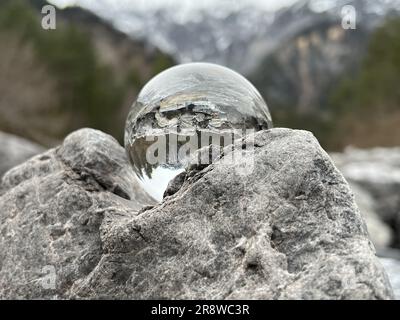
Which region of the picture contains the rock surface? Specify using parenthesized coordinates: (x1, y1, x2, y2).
(332, 147, 400, 248)
(0, 131, 45, 178)
(349, 184, 393, 249)
(0, 128, 393, 299)
(379, 257, 400, 299)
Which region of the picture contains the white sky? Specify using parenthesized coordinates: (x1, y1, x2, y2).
(49, 0, 299, 12)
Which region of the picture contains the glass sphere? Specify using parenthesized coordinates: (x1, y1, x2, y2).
(125, 62, 272, 202)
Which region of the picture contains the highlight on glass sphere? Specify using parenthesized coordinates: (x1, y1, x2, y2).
(124, 62, 273, 202)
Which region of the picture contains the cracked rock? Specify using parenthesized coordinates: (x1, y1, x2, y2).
(0, 128, 394, 299)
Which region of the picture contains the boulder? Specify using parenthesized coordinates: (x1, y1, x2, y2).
(0, 128, 393, 299)
(0, 131, 45, 178)
(332, 147, 400, 247)
(379, 257, 400, 299)
(349, 184, 393, 249)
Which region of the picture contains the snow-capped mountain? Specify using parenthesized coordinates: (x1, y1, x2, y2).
(51, 0, 400, 74)
(48, 0, 400, 118)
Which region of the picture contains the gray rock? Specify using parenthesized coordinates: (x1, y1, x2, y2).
(349, 184, 393, 249)
(0, 128, 393, 299)
(379, 257, 400, 299)
(331, 147, 400, 247)
(0, 131, 45, 178)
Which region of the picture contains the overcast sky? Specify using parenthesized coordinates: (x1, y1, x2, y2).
(49, 0, 300, 12)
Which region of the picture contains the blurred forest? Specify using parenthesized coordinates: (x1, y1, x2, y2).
(251, 17, 400, 150)
(329, 18, 400, 149)
(0, 0, 399, 151)
(0, 0, 174, 145)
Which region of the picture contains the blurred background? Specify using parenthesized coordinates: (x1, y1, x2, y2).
(1, 0, 399, 150)
(0, 0, 400, 285)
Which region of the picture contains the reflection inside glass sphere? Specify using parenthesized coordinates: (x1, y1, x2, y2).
(124, 62, 272, 201)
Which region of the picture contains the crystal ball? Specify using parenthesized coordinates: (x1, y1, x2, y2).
(125, 62, 272, 202)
